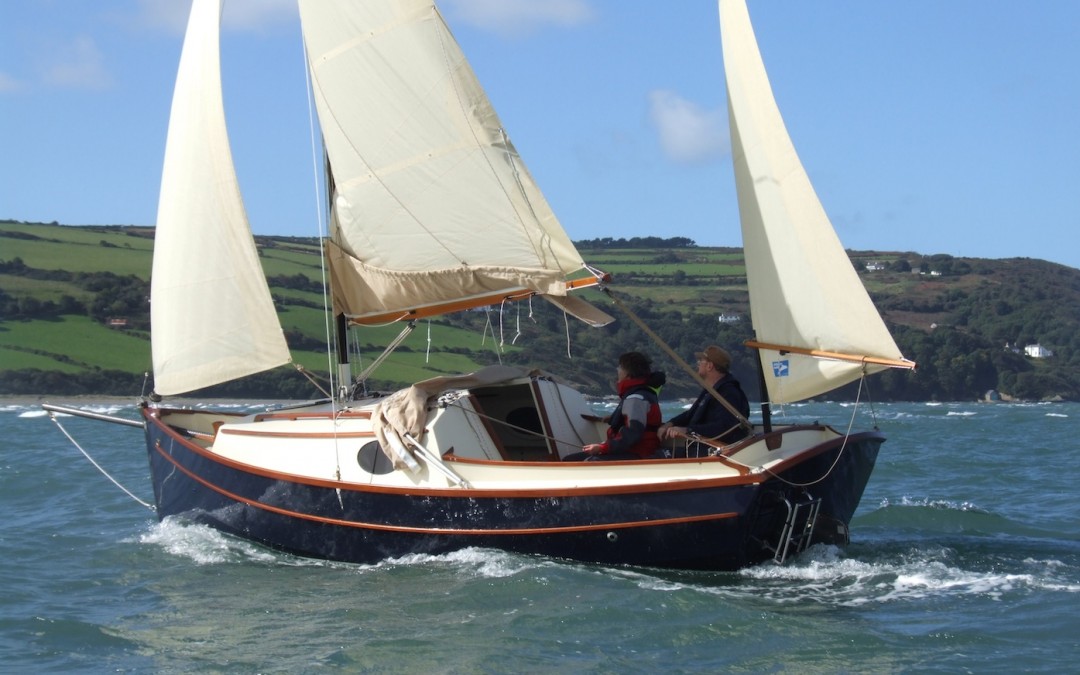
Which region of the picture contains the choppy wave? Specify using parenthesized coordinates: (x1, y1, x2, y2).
(599, 540, 1080, 609)
(136, 518, 557, 579)
(16, 409, 50, 418)
(733, 545, 1079, 605)
(137, 518, 283, 566)
(135, 510, 1079, 619)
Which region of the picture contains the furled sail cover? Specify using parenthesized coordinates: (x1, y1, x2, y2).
(298, 1, 590, 322)
(151, 0, 291, 396)
(719, 0, 912, 404)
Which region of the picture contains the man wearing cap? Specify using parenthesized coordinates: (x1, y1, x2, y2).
(658, 345, 750, 455)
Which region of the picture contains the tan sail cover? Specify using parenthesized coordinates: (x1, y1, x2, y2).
(719, 0, 913, 403)
(151, 0, 291, 396)
(298, 1, 590, 322)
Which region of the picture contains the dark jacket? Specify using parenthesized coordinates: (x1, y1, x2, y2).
(668, 374, 750, 443)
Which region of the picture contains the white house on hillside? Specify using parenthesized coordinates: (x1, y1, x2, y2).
(1025, 344, 1054, 358)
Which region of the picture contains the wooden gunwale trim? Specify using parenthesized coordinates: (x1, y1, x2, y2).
(444, 452, 752, 476)
(217, 428, 375, 439)
(154, 439, 741, 535)
(253, 410, 372, 422)
(760, 430, 885, 475)
(144, 408, 765, 497)
(155, 407, 247, 419)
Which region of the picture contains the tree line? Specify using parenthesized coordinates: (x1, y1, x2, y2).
(0, 258, 150, 328)
(574, 236, 697, 249)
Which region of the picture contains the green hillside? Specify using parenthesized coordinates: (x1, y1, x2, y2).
(2, 220, 1078, 401)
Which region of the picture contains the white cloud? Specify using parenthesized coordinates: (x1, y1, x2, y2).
(221, 0, 298, 31)
(647, 89, 728, 165)
(444, 0, 594, 37)
(42, 36, 112, 90)
(133, 0, 296, 35)
(0, 72, 22, 93)
(131, 0, 193, 34)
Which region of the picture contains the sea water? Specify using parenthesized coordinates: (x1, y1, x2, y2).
(1, 399, 1077, 673)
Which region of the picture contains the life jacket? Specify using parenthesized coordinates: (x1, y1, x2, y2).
(605, 374, 664, 458)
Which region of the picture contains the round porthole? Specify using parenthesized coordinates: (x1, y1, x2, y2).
(357, 441, 394, 475)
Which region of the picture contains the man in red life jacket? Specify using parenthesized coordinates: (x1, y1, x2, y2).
(564, 351, 664, 461)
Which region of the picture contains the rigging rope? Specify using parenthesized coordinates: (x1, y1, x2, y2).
(47, 412, 154, 512)
(562, 311, 572, 358)
(480, 308, 503, 363)
(295, 365, 332, 399)
(763, 370, 868, 488)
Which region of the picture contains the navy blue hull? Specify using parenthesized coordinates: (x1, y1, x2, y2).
(144, 410, 882, 570)
(751, 433, 881, 550)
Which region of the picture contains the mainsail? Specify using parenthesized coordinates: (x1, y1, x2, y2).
(298, 1, 603, 326)
(151, 0, 291, 396)
(719, 0, 914, 404)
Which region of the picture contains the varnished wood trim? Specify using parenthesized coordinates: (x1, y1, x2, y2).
(444, 452, 752, 476)
(762, 430, 884, 475)
(347, 277, 605, 326)
(745, 339, 917, 370)
(217, 428, 374, 439)
(253, 410, 372, 422)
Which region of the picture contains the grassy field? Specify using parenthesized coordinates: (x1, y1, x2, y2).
(0, 274, 95, 304)
(1, 221, 544, 385)
(1, 223, 153, 276)
(0, 315, 151, 372)
(579, 247, 745, 278)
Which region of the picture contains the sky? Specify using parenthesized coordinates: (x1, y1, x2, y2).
(2, 0, 1079, 269)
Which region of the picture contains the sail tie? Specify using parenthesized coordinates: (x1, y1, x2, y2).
(511, 303, 523, 345)
(562, 310, 572, 358)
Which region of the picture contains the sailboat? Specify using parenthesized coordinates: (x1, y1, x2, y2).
(48, 0, 914, 570)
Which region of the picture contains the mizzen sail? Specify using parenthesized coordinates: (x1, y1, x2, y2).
(151, 0, 291, 396)
(298, 1, 601, 325)
(719, 0, 914, 404)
